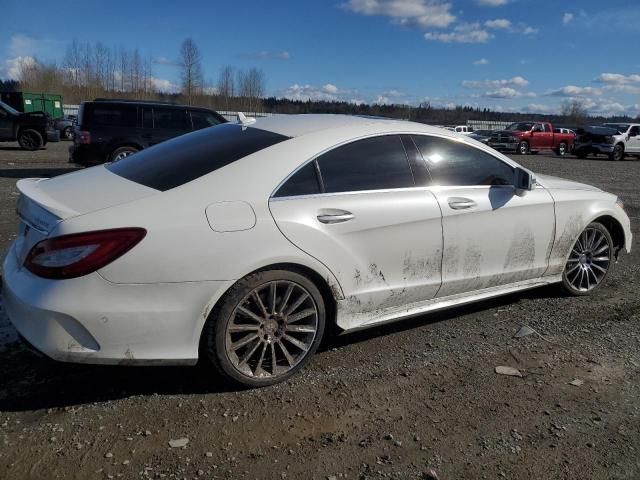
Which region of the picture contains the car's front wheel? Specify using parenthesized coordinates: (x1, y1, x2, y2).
(62, 126, 73, 140)
(609, 144, 625, 161)
(518, 141, 529, 155)
(109, 146, 139, 162)
(561, 222, 613, 296)
(557, 141, 568, 156)
(18, 129, 44, 150)
(203, 270, 326, 387)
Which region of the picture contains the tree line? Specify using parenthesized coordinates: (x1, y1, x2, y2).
(2, 38, 266, 112)
(1, 37, 637, 125)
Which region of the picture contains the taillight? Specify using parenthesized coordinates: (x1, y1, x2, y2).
(24, 228, 146, 279)
(77, 130, 91, 144)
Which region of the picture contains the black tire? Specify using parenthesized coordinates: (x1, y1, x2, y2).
(109, 146, 139, 162)
(518, 141, 529, 155)
(17, 129, 44, 151)
(62, 126, 73, 140)
(560, 222, 613, 296)
(609, 144, 625, 161)
(557, 142, 568, 156)
(202, 269, 326, 388)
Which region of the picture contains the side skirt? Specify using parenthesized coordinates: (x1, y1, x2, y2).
(337, 275, 562, 333)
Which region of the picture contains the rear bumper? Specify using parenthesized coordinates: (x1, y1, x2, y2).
(69, 143, 105, 165)
(2, 243, 230, 365)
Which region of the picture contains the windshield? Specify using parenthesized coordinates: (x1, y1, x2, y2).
(602, 123, 629, 134)
(506, 122, 534, 131)
(0, 100, 20, 115)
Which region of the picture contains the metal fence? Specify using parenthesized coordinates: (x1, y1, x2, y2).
(467, 120, 512, 130)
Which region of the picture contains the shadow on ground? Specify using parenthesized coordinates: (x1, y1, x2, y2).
(0, 285, 563, 412)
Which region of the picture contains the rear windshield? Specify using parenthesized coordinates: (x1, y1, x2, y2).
(107, 123, 289, 191)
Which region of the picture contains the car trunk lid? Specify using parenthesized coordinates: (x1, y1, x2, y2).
(14, 166, 158, 265)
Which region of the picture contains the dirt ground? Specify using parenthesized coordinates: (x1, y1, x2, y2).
(0, 141, 639, 480)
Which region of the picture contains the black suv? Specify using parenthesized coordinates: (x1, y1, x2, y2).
(0, 100, 54, 150)
(69, 99, 227, 165)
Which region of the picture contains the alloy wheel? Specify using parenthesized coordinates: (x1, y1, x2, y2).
(565, 227, 611, 292)
(114, 151, 134, 161)
(224, 280, 319, 379)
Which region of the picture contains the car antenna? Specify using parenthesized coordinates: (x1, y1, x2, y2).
(237, 112, 256, 127)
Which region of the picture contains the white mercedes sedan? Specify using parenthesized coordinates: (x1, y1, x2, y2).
(2, 115, 632, 387)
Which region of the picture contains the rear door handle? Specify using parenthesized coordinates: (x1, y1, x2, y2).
(317, 209, 355, 224)
(448, 197, 477, 210)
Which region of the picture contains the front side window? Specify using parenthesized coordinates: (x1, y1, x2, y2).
(630, 126, 640, 136)
(316, 135, 414, 193)
(108, 123, 289, 191)
(154, 108, 190, 130)
(412, 135, 514, 187)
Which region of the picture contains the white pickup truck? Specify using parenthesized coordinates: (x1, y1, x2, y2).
(573, 123, 640, 161)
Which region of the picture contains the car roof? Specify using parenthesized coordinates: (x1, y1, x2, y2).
(251, 114, 443, 138)
(86, 99, 214, 111)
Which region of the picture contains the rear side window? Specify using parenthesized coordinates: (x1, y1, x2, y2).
(84, 104, 137, 128)
(154, 108, 190, 130)
(412, 135, 514, 187)
(191, 110, 224, 130)
(274, 162, 321, 198)
(108, 123, 289, 191)
(316, 135, 414, 193)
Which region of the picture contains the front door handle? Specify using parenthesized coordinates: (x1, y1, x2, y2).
(448, 197, 477, 210)
(317, 209, 355, 224)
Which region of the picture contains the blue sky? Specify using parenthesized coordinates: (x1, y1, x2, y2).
(2, 0, 639, 116)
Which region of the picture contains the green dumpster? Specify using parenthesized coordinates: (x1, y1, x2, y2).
(0, 91, 64, 118)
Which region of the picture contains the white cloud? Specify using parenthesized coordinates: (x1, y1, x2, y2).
(521, 26, 539, 35)
(545, 85, 602, 97)
(595, 73, 640, 85)
(482, 87, 520, 98)
(280, 83, 359, 102)
(152, 56, 180, 66)
(9, 33, 37, 56)
(473, 58, 489, 65)
(562, 13, 574, 25)
(342, 0, 456, 28)
(523, 103, 556, 114)
(239, 51, 290, 61)
(425, 23, 492, 43)
(374, 95, 392, 105)
(462, 76, 529, 89)
(476, 0, 508, 6)
(150, 77, 180, 93)
(484, 18, 511, 29)
(2, 56, 37, 80)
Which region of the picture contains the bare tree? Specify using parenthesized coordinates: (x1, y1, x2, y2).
(237, 68, 265, 112)
(217, 65, 235, 110)
(561, 99, 589, 125)
(179, 38, 203, 105)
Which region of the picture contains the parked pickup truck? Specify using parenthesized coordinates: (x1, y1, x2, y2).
(0, 100, 57, 150)
(488, 121, 575, 155)
(573, 123, 640, 161)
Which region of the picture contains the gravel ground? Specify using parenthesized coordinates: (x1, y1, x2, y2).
(0, 141, 639, 480)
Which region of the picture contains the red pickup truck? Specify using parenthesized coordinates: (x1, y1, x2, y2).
(487, 121, 575, 155)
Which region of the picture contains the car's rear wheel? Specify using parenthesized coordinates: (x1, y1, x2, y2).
(561, 222, 613, 296)
(18, 129, 44, 151)
(557, 142, 568, 156)
(203, 270, 326, 387)
(518, 141, 529, 155)
(109, 146, 139, 162)
(62, 126, 73, 140)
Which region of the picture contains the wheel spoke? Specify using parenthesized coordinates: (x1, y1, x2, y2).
(594, 244, 609, 255)
(278, 284, 294, 315)
(592, 263, 607, 274)
(287, 308, 316, 324)
(566, 263, 581, 276)
(269, 281, 277, 315)
(229, 324, 261, 333)
(253, 290, 269, 318)
(270, 342, 278, 375)
(285, 293, 308, 316)
(282, 334, 308, 351)
(285, 324, 316, 333)
(255, 341, 268, 374)
(231, 333, 260, 351)
(237, 306, 264, 323)
(592, 256, 610, 262)
(238, 339, 262, 366)
(278, 341, 295, 367)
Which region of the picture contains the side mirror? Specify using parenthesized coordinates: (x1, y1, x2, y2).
(514, 167, 535, 195)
